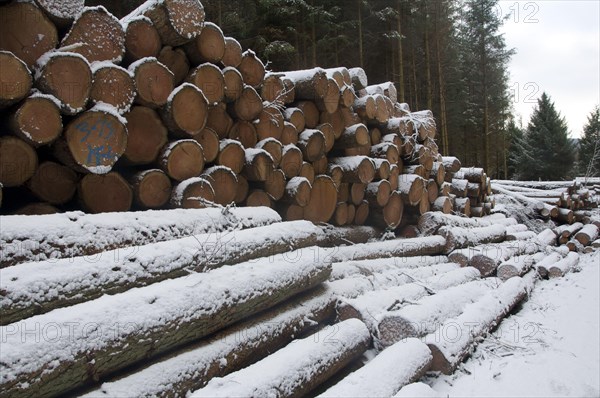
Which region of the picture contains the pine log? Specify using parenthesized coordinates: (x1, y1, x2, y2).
(373, 94, 390, 123)
(129, 168, 171, 209)
(282, 67, 328, 100)
(318, 123, 336, 153)
(365, 180, 392, 207)
(254, 107, 284, 141)
(0, 137, 37, 188)
(129, 56, 174, 108)
(12, 203, 59, 215)
(202, 165, 238, 206)
(349, 67, 368, 90)
(0, 2, 58, 69)
(574, 224, 599, 246)
(303, 175, 338, 223)
(300, 161, 315, 184)
(492, 184, 556, 218)
(556, 207, 574, 224)
(388, 164, 400, 191)
(549, 252, 581, 277)
(58, 104, 128, 173)
(340, 85, 357, 108)
(467, 182, 481, 198)
(78, 172, 132, 213)
(281, 77, 296, 104)
(159, 139, 204, 181)
(505, 231, 537, 241)
(404, 165, 427, 179)
(260, 73, 285, 103)
(90, 63, 136, 113)
(437, 225, 507, 254)
(237, 50, 265, 88)
(331, 201, 349, 226)
(222, 37, 243, 67)
(298, 129, 326, 162)
(0, 52, 32, 109)
(330, 156, 376, 184)
(35, 51, 92, 115)
(330, 235, 446, 262)
(451, 178, 468, 197)
(497, 252, 546, 281)
(373, 159, 391, 180)
(184, 22, 225, 65)
(171, 177, 215, 208)
(295, 101, 320, 128)
(84, 286, 336, 398)
(206, 104, 233, 139)
(160, 83, 208, 136)
(33, 0, 83, 29)
(454, 197, 471, 217)
(243, 148, 274, 182)
(216, 139, 244, 173)
(282, 177, 312, 206)
(27, 161, 77, 205)
(191, 129, 218, 163)
(245, 189, 273, 207)
(8, 92, 61, 146)
(187, 62, 224, 104)
(397, 174, 426, 206)
(426, 274, 534, 374)
(315, 77, 341, 114)
(456, 167, 486, 184)
(368, 190, 403, 229)
(277, 203, 304, 221)
(417, 212, 515, 235)
(371, 142, 399, 165)
(430, 162, 446, 185)
(432, 196, 452, 214)
(320, 109, 345, 139)
(335, 123, 370, 149)
(439, 180, 452, 197)
(284, 107, 306, 133)
(226, 121, 255, 150)
(0, 253, 330, 398)
(254, 168, 286, 201)
(441, 156, 461, 173)
(123, 106, 168, 165)
(327, 164, 344, 187)
(427, 179, 439, 204)
(350, 183, 366, 206)
(61, 6, 125, 63)
(190, 319, 370, 398)
(352, 200, 369, 225)
(353, 95, 376, 120)
(122, 15, 162, 64)
(234, 174, 249, 204)
(157, 46, 190, 85)
(129, 0, 205, 47)
(222, 66, 243, 102)
(280, 144, 303, 178)
(229, 85, 263, 121)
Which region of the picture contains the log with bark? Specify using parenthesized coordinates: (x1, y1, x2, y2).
(303, 175, 338, 223)
(160, 83, 208, 136)
(0, 253, 331, 398)
(329, 156, 376, 184)
(0, 51, 33, 109)
(282, 67, 328, 100)
(222, 66, 243, 102)
(0, 137, 38, 188)
(228, 85, 263, 121)
(78, 171, 132, 213)
(238, 50, 266, 88)
(61, 5, 125, 63)
(368, 190, 403, 229)
(397, 174, 426, 206)
(437, 224, 507, 254)
(27, 161, 78, 205)
(187, 62, 225, 104)
(222, 37, 243, 67)
(129, 168, 172, 209)
(129, 56, 175, 108)
(0, 2, 58, 69)
(90, 63, 136, 113)
(159, 139, 204, 181)
(574, 224, 599, 246)
(184, 22, 225, 65)
(171, 177, 215, 208)
(122, 15, 162, 64)
(8, 92, 62, 146)
(157, 46, 189, 85)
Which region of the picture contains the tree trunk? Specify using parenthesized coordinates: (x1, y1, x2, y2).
(0, 51, 33, 109)
(78, 171, 132, 213)
(34, 0, 84, 30)
(243, 148, 274, 182)
(35, 51, 92, 115)
(187, 62, 225, 104)
(365, 180, 392, 207)
(228, 85, 263, 121)
(159, 139, 204, 181)
(280, 144, 303, 178)
(123, 106, 168, 165)
(282, 177, 312, 207)
(222, 37, 243, 67)
(298, 129, 326, 162)
(90, 63, 136, 113)
(27, 161, 78, 205)
(254, 107, 285, 141)
(122, 16, 162, 64)
(0, 2, 58, 69)
(61, 6, 125, 63)
(171, 177, 215, 208)
(129, 169, 172, 209)
(368, 190, 403, 229)
(282, 68, 328, 100)
(183, 22, 225, 65)
(8, 93, 62, 146)
(130, 57, 175, 108)
(303, 175, 338, 223)
(202, 166, 238, 206)
(238, 50, 265, 88)
(437, 225, 507, 254)
(397, 174, 426, 206)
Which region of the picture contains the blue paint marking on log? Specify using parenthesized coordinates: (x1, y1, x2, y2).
(75, 117, 118, 166)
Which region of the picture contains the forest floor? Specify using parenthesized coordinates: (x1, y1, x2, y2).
(426, 250, 600, 397)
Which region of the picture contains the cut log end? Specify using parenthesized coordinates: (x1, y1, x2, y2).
(0, 137, 38, 188)
(78, 172, 132, 213)
(0, 51, 33, 108)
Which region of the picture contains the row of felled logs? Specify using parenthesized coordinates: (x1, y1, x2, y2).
(0, 0, 495, 228)
(492, 180, 599, 224)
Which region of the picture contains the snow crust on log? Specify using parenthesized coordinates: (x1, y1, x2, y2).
(425, 273, 535, 374)
(497, 252, 546, 281)
(505, 231, 537, 241)
(83, 286, 336, 398)
(0, 221, 327, 321)
(437, 225, 507, 254)
(449, 239, 542, 269)
(330, 255, 450, 281)
(418, 212, 516, 235)
(548, 252, 580, 278)
(328, 236, 446, 262)
(394, 382, 443, 398)
(0, 207, 280, 267)
(189, 319, 370, 398)
(0, 250, 331, 391)
(319, 338, 432, 397)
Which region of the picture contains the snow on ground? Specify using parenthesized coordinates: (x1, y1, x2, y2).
(427, 251, 600, 397)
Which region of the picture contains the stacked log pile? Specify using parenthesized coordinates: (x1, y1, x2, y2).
(0, 0, 494, 229)
(493, 179, 599, 224)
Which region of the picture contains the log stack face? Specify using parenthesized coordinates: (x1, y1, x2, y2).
(0, 0, 496, 224)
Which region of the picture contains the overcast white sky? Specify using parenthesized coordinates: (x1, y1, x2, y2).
(499, 0, 600, 138)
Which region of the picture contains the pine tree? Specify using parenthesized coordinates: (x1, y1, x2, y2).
(578, 106, 600, 177)
(515, 93, 576, 181)
(506, 117, 524, 179)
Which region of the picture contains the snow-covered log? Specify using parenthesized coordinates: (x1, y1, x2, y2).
(1, 207, 280, 268)
(83, 285, 336, 398)
(394, 383, 443, 398)
(0, 252, 331, 398)
(425, 272, 536, 374)
(492, 184, 557, 218)
(535, 252, 566, 279)
(574, 224, 600, 246)
(328, 236, 446, 262)
(556, 222, 584, 244)
(505, 231, 537, 241)
(437, 225, 507, 254)
(548, 252, 580, 278)
(417, 212, 516, 235)
(329, 255, 448, 281)
(376, 278, 500, 347)
(318, 338, 432, 397)
(189, 319, 371, 398)
(497, 252, 546, 281)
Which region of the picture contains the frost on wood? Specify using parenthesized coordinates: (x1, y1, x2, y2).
(189, 319, 371, 398)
